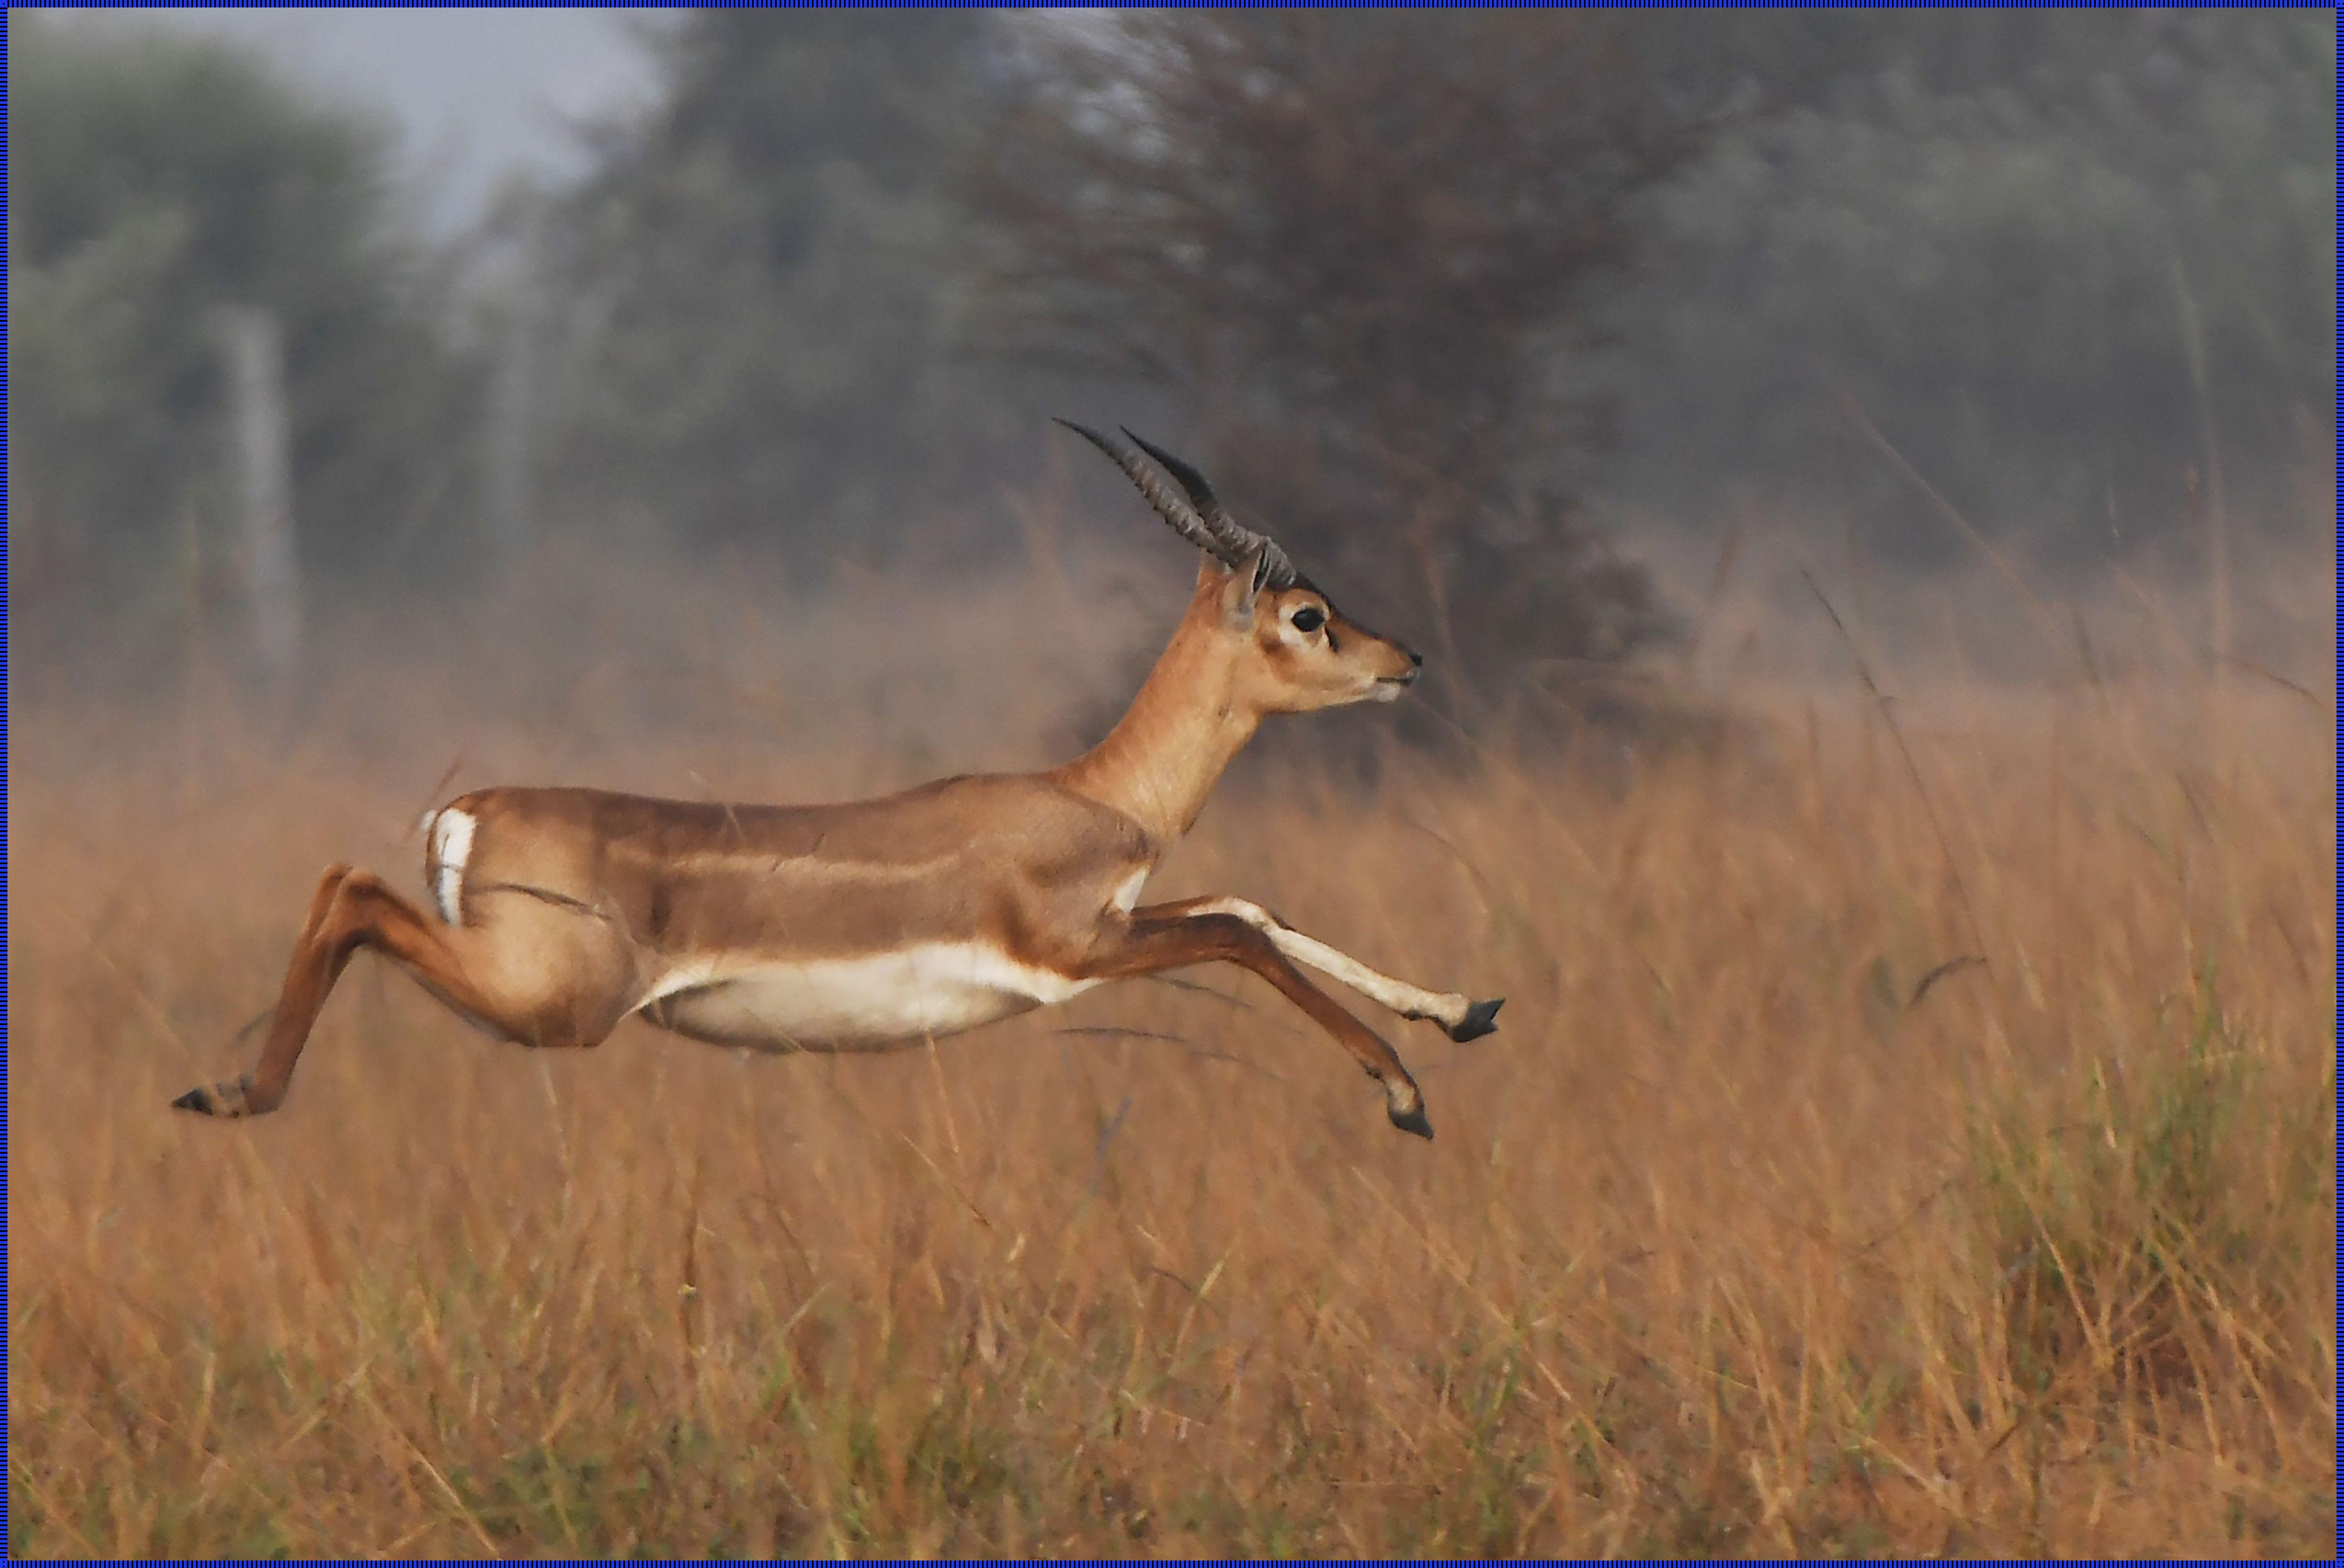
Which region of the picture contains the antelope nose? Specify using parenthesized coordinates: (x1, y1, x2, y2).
(1408, 649, 1424, 668)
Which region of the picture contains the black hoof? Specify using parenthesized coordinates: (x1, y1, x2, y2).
(171, 1085, 222, 1116)
(172, 1077, 257, 1118)
(1388, 1100, 1435, 1141)
(1447, 997, 1503, 1043)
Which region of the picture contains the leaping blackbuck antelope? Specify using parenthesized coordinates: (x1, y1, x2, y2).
(173, 423, 1501, 1138)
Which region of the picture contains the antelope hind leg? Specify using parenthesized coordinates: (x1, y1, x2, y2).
(172, 865, 620, 1118)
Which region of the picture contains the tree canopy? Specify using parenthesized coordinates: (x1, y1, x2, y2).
(7, 12, 471, 596)
(9, 10, 2331, 687)
(1604, 9, 2335, 565)
(539, 11, 1021, 563)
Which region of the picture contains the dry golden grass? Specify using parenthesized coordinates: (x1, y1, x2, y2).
(6, 554, 2334, 1557)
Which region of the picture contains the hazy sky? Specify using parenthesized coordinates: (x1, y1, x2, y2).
(84, 9, 668, 236)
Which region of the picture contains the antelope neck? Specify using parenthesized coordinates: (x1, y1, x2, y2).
(1052, 615, 1259, 847)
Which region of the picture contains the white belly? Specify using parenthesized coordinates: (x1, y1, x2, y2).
(639, 943, 1102, 1053)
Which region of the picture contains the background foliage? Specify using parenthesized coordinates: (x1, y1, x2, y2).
(1603, 9, 2335, 567)
(6, 13, 473, 602)
(7, 9, 2332, 681)
(538, 11, 1021, 563)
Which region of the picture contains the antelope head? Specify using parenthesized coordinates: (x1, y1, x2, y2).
(1058, 421, 1422, 714)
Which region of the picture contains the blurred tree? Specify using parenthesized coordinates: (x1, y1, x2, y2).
(6, 12, 474, 617)
(1601, 9, 2335, 566)
(981, 12, 1723, 698)
(541, 11, 1024, 566)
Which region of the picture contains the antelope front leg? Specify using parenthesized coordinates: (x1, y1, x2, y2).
(1132, 897, 1502, 1041)
(1089, 910, 1435, 1139)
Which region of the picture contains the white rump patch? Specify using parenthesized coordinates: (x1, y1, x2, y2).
(1111, 868, 1150, 914)
(427, 807, 476, 925)
(641, 942, 1102, 1053)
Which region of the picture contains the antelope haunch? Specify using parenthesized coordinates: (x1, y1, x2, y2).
(173, 423, 1501, 1138)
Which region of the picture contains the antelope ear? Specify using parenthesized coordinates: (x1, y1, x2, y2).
(1219, 543, 1269, 630)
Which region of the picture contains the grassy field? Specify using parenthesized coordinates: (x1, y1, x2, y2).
(7, 555, 2334, 1556)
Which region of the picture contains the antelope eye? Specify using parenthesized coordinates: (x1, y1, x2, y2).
(1291, 605, 1326, 634)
